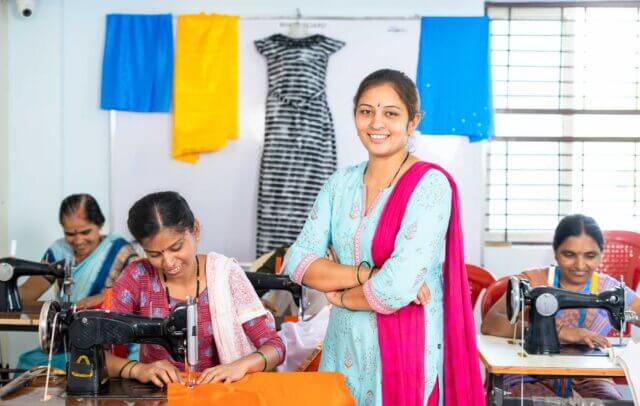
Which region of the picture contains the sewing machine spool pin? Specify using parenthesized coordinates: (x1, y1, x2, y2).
(185, 295, 198, 388)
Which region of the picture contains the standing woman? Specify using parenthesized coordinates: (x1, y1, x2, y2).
(107, 192, 285, 387)
(284, 69, 484, 405)
(18, 194, 138, 370)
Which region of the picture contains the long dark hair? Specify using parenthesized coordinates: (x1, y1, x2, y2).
(127, 191, 195, 242)
(553, 214, 604, 251)
(59, 194, 105, 227)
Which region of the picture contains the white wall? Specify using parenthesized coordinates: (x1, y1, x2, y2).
(1, 0, 8, 258)
(2, 0, 485, 370)
(5, 1, 485, 262)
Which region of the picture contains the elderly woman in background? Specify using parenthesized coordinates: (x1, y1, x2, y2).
(18, 193, 138, 370)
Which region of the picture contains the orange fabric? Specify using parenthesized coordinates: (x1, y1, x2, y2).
(282, 315, 298, 323)
(305, 352, 321, 372)
(168, 372, 355, 406)
(102, 287, 113, 310)
(274, 256, 282, 274)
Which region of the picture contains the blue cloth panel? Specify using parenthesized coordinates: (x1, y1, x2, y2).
(100, 14, 174, 112)
(416, 17, 494, 142)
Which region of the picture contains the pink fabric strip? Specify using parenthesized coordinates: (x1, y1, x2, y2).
(370, 162, 485, 406)
(292, 253, 320, 284)
(363, 279, 395, 314)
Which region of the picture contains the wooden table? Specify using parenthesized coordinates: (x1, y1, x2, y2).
(477, 334, 633, 405)
(1, 377, 168, 405)
(0, 304, 42, 332)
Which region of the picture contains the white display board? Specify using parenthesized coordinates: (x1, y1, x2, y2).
(111, 18, 422, 262)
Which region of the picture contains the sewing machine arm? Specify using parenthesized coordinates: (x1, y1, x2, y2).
(67, 308, 187, 362)
(0, 258, 68, 312)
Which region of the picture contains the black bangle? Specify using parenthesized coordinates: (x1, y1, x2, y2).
(356, 260, 371, 285)
(118, 359, 135, 379)
(340, 290, 352, 311)
(127, 361, 139, 379)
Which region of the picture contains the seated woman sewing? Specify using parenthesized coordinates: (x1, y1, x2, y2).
(18, 194, 138, 370)
(107, 191, 285, 387)
(482, 214, 640, 400)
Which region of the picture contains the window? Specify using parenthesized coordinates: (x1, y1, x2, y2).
(486, 3, 640, 243)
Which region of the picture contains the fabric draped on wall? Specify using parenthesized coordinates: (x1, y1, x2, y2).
(100, 14, 174, 113)
(172, 14, 239, 163)
(416, 16, 494, 142)
(254, 34, 344, 256)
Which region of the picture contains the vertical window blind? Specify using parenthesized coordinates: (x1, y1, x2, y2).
(486, 3, 640, 243)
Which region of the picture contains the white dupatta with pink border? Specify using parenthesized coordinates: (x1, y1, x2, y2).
(205, 252, 271, 364)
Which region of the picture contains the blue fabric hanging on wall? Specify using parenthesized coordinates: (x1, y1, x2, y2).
(416, 16, 494, 142)
(100, 14, 174, 112)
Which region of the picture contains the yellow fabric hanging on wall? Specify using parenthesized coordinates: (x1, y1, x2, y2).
(173, 14, 239, 163)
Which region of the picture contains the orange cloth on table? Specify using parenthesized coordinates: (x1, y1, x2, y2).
(173, 14, 239, 163)
(168, 372, 355, 406)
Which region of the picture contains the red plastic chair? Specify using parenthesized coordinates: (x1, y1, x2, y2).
(466, 264, 497, 309)
(480, 276, 510, 320)
(597, 231, 640, 385)
(597, 230, 640, 337)
(598, 230, 640, 290)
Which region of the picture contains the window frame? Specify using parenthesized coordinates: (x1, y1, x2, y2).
(485, 1, 640, 244)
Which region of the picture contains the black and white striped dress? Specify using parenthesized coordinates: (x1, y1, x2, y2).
(255, 34, 344, 256)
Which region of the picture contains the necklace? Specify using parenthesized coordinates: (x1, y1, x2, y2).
(162, 255, 200, 306)
(364, 151, 410, 189)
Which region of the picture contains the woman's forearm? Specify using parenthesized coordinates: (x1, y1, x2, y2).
(18, 276, 51, 303)
(301, 258, 371, 292)
(105, 351, 134, 378)
(481, 310, 520, 338)
(235, 344, 281, 373)
(338, 286, 373, 311)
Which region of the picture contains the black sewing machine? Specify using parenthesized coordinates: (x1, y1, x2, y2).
(245, 271, 306, 319)
(505, 276, 635, 355)
(38, 298, 195, 396)
(0, 257, 72, 312)
(30, 271, 298, 397)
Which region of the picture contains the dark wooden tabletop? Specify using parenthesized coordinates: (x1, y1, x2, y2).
(1, 377, 169, 405)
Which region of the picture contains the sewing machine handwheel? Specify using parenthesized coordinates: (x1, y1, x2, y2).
(506, 276, 523, 325)
(39, 300, 64, 354)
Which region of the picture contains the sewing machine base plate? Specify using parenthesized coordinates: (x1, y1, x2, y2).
(63, 378, 165, 399)
(526, 343, 625, 357)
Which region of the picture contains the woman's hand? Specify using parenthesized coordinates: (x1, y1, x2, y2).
(196, 360, 249, 384)
(75, 294, 104, 309)
(130, 360, 183, 387)
(413, 283, 431, 305)
(558, 326, 611, 349)
(325, 291, 341, 307)
(261, 298, 278, 314)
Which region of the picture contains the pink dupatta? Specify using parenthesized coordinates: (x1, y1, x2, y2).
(371, 162, 485, 406)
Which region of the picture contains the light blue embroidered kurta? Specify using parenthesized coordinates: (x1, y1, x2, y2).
(285, 162, 452, 406)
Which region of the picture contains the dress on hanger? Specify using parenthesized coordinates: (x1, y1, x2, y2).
(254, 33, 344, 256)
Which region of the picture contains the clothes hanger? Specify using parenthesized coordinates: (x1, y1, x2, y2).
(288, 8, 309, 39)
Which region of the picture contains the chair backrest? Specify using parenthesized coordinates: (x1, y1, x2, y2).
(466, 264, 497, 308)
(480, 276, 510, 319)
(596, 230, 640, 337)
(597, 230, 640, 290)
